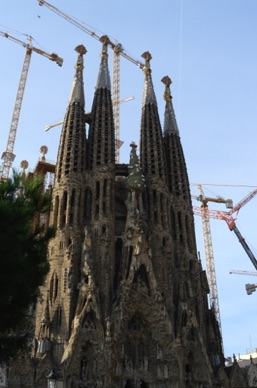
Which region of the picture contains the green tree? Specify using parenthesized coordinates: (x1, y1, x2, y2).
(0, 171, 55, 362)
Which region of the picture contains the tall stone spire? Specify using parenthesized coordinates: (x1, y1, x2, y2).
(55, 45, 87, 183)
(34, 46, 88, 349)
(162, 75, 179, 136)
(140, 51, 166, 181)
(141, 52, 157, 106)
(68, 45, 87, 107)
(87, 35, 115, 169)
(139, 53, 171, 302)
(95, 36, 111, 90)
(162, 75, 197, 263)
(86, 36, 116, 319)
(162, 76, 190, 200)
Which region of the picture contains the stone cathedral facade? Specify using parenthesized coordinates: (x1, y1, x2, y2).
(8, 39, 247, 388)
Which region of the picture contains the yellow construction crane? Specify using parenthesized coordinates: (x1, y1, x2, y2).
(0, 31, 63, 180)
(192, 185, 233, 348)
(38, 0, 143, 162)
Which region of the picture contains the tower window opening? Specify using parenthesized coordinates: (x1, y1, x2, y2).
(50, 272, 59, 303)
(60, 191, 67, 229)
(69, 212, 74, 226)
(95, 204, 99, 218)
(185, 214, 192, 252)
(57, 306, 62, 328)
(96, 181, 100, 200)
(84, 188, 92, 221)
(103, 202, 106, 215)
(178, 211, 183, 243)
(53, 195, 59, 228)
(170, 206, 177, 241)
(153, 189, 157, 206)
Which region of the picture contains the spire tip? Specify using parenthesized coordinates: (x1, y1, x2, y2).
(99, 35, 110, 59)
(142, 51, 152, 75)
(75, 45, 87, 56)
(162, 76, 172, 102)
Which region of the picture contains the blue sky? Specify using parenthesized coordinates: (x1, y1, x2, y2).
(1, 0, 257, 358)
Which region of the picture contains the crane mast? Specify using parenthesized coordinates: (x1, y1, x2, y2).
(1, 43, 32, 180)
(201, 208, 221, 322)
(38, 0, 144, 162)
(200, 205, 222, 330)
(193, 185, 233, 346)
(113, 45, 121, 162)
(0, 31, 63, 180)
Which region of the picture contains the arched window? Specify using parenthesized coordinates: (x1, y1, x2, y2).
(53, 195, 59, 228)
(60, 191, 67, 228)
(49, 272, 58, 303)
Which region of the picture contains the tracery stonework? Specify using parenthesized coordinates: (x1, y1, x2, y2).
(8, 44, 247, 387)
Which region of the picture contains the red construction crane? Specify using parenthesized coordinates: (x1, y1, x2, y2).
(193, 188, 257, 271)
(38, 0, 143, 162)
(0, 31, 63, 180)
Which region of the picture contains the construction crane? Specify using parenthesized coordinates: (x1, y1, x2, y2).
(44, 121, 64, 132)
(192, 185, 233, 344)
(0, 31, 63, 180)
(193, 188, 257, 271)
(245, 283, 257, 295)
(38, 0, 143, 162)
(230, 270, 257, 276)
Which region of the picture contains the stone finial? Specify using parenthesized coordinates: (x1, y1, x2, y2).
(142, 51, 152, 75)
(161, 76, 172, 102)
(129, 142, 139, 166)
(127, 142, 145, 193)
(40, 145, 48, 161)
(74, 45, 86, 72)
(100, 35, 110, 59)
(75, 45, 87, 56)
(100, 35, 110, 46)
(130, 141, 137, 149)
(20, 160, 28, 171)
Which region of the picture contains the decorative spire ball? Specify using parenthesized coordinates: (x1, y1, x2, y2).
(20, 160, 28, 172)
(40, 145, 48, 161)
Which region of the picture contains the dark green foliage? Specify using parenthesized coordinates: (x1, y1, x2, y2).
(0, 171, 55, 362)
